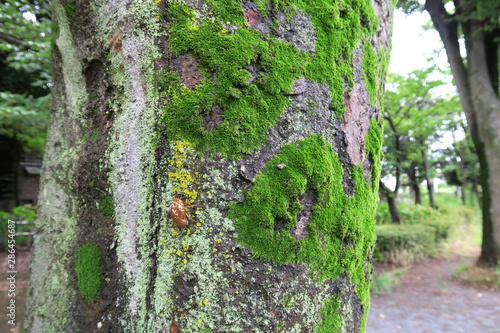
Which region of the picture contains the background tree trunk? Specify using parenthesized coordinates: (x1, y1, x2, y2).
(421, 145, 437, 209)
(425, 0, 500, 266)
(406, 163, 422, 205)
(379, 181, 402, 224)
(26, 0, 393, 332)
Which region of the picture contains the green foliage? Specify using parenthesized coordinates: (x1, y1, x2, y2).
(370, 271, 400, 293)
(445, 0, 500, 34)
(379, 203, 453, 240)
(160, 0, 379, 158)
(62, 0, 76, 21)
(11, 205, 37, 221)
(396, 0, 423, 14)
(381, 68, 461, 184)
(440, 131, 480, 189)
(375, 224, 436, 263)
(376, 202, 439, 225)
(74, 243, 104, 301)
(0, 205, 36, 250)
(0, 0, 51, 155)
(374, 194, 480, 264)
(0, 92, 49, 154)
(0, 0, 52, 93)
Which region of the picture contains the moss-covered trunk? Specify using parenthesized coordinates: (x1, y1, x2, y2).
(26, 0, 393, 332)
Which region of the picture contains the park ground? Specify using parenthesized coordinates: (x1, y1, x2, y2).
(367, 252, 500, 333)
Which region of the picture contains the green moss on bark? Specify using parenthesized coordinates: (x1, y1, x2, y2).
(99, 195, 115, 219)
(74, 243, 104, 301)
(62, 0, 76, 22)
(229, 131, 381, 330)
(316, 296, 342, 332)
(160, 0, 378, 158)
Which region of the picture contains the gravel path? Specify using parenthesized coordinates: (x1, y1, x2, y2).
(367, 256, 500, 333)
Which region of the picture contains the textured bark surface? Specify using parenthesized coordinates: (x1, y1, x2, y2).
(26, 0, 392, 332)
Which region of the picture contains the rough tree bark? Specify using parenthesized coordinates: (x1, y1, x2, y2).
(26, 0, 393, 332)
(425, 0, 500, 266)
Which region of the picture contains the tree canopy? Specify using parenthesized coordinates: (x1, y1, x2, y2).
(0, 0, 51, 154)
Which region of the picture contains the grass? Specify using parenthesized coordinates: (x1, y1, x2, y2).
(436, 194, 482, 257)
(370, 268, 406, 293)
(451, 263, 500, 291)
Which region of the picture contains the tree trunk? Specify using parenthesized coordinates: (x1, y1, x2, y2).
(387, 194, 402, 224)
(379, 181, 402, 224)
(406, 164, 422, 205)
(26, 1, 393, 332)
(425, 0, 500, 266)
(458, 144, 467, 205)
(421, 144, 437, 209)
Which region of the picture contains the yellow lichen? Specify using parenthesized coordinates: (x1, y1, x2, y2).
(167, 140, 199, 203)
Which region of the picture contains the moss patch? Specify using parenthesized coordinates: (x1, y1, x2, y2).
(229, 135, 377, 277)
(316, 296, 342, 333)
(159, 0, 378, 158)
(99, 195, 114, 219)
(74, 243, 104, 301)
(228, 132, 381, 330)
(63, 0, 76, 22)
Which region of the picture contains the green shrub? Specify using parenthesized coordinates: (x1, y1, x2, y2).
(374, 201, 459, 264)
(375, 224, 436, 265)
(375, 202, 439, 225)
(370, 272, 398, 293)
(0, 205, 36, 250)
(418, 216, 454, 241)
(375, 203, 391, 224)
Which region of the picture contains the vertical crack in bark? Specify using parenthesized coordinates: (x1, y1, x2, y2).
(291, 191, 316, 239)
(173, 275, 198, 310)
(203, 104, 223, 132)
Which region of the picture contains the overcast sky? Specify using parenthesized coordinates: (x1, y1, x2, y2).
(388, 10, 447, 75)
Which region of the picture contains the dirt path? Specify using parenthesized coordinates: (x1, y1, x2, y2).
(1, 248, 31, 333)
(367, 255, 500, 333)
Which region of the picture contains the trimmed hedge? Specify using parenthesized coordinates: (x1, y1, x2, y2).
(374, 224, 436, 263)
(374, 194, 480, 265)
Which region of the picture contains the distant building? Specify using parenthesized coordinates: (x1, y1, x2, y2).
(0, 137, 41, 212)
